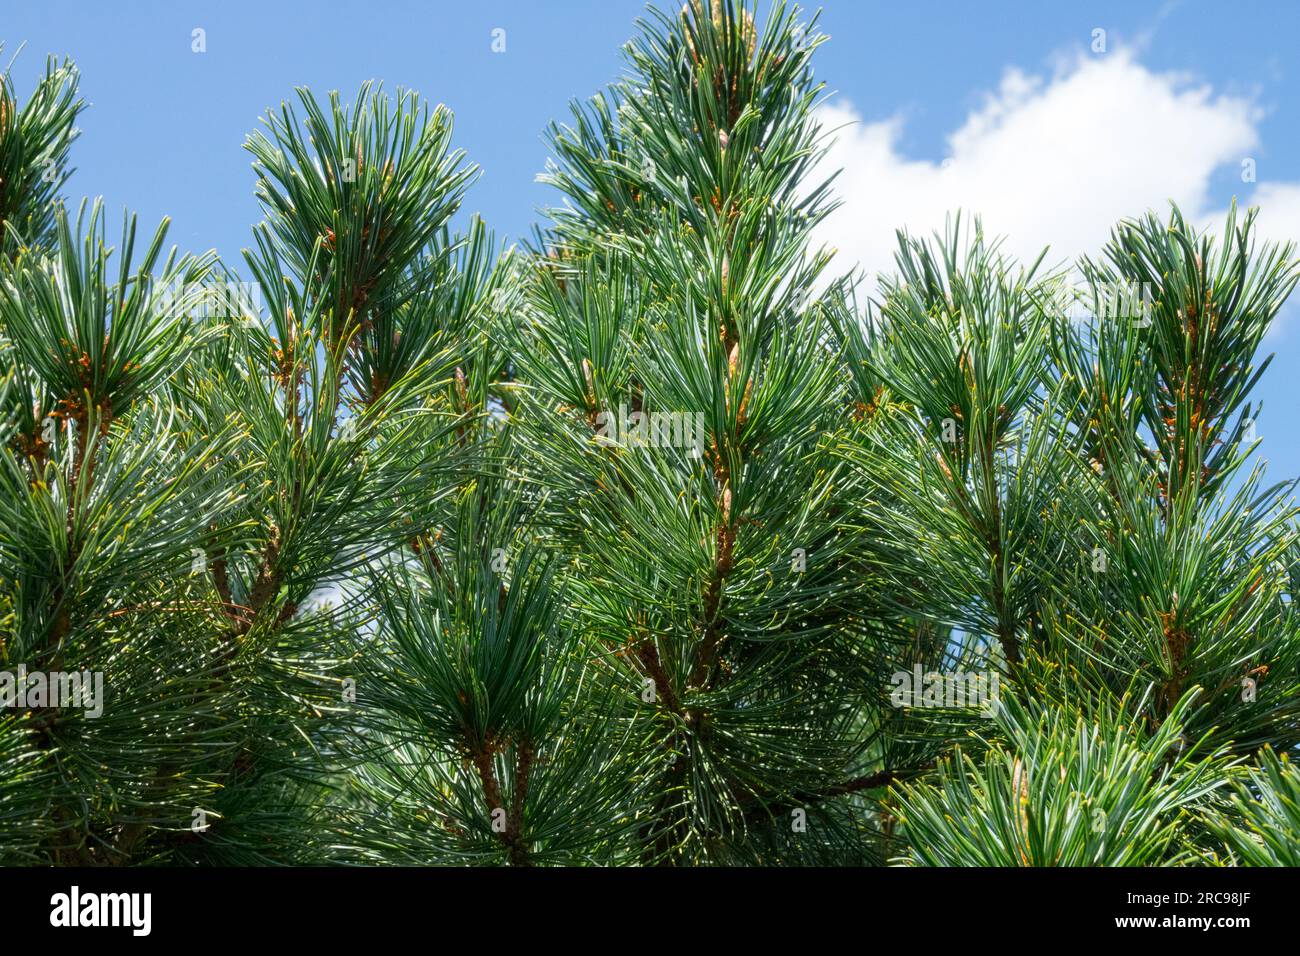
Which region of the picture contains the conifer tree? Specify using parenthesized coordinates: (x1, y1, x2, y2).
(0, 61, 498, 862)
(519, 0, 903, 863)
(839, 192, 1300, 867)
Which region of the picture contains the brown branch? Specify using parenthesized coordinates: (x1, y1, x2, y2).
(507, 743, 534, 867)
(636, 640, 682, 717)
(689, 483, 735, 690)
(472, 744, 533, 866)
(206, 543, 238, 628)
(741, 764, 935, 824)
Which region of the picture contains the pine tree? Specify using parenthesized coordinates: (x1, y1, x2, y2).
(2, 2, 1299, 868)
(516, 0, 903, 864)
(0, 63, 498, 862)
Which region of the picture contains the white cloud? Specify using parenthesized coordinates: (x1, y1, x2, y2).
(1246, 182, 1300, 247)
(813, 49, 1297, 288)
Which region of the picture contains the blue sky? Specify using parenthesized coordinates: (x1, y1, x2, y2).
(4, 0, 1299, 477)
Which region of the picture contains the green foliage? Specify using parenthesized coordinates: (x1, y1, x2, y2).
(891, 693, 1230, 866)
(0, 61, 499, 863)
(0, 49, 82, 253)
(1207, 747, 1300, 865)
